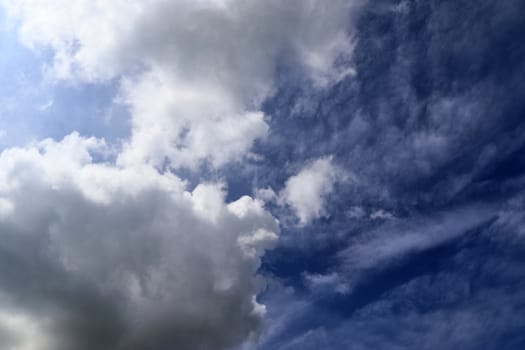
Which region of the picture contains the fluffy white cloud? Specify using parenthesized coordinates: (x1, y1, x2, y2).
(2, 0, 361, 169)
(115, 70, 269, 168)
(0, 132, 278, 349)
(281, 156, 344, 225)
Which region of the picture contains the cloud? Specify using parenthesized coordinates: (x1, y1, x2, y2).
(339, 205, 493, 278)
(0, 1, 365, 348)
(115, 70, 270, 168)
(2, 0, 362, 169)
(304, 272, 349, 294)
(258, 201, 525, 350)
(369, 209, 395, 220)
(0, 132, 279, 349)
(264, 282, 525, 350)
(280, 156, 344, 225)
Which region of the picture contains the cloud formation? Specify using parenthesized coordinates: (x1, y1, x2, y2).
(0, 133, 279, 349)
(280, 156, 343, 225)
(2, 0, 360, 169)
(0, 0, 363, 348)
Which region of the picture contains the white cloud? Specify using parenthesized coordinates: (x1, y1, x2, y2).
(347, 206, 366, 219)
(280, 156, 344, 225)
(256, 187, 278, 203)
(304, 272, 349, 294)
(2, 0, 361, 169)
(370, 209, 395, 220)
(115, 70, 270, 168)
(0, 310, 52, 350)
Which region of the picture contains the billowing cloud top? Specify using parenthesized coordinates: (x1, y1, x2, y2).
(2, 0, 358, 169)
(0, 132, 281, 350)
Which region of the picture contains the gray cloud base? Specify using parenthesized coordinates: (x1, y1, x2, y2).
(0, 134, 278, 350)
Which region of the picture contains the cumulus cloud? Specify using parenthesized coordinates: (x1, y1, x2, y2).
(0, 133, 278, 350)
(280, 156, 344, 225)
(2, 0, 361, 169)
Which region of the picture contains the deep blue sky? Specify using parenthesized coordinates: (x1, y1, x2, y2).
(248, 0, 525, 348)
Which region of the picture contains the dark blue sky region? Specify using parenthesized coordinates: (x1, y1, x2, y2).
(249, 0, 525, 348)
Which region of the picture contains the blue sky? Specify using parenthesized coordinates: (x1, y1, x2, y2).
(0, 8, 128, 148)
(0, 1, 524, 349)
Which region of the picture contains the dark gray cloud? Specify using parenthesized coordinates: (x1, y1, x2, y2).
(0, 134, 279, 350)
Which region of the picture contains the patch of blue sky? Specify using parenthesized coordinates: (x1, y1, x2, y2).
(0, 9, 129, 150)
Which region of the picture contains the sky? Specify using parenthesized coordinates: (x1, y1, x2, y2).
(0, 0, 524, 349)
